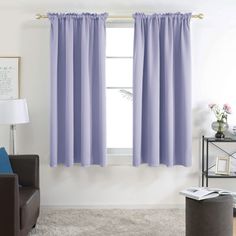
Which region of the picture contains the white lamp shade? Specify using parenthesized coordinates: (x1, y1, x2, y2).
(0, 99, 29, 124)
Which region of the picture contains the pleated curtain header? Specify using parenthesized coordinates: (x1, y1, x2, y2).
(47, 12, 191, 20)
(133, 12, 192, 19)
(48, 13, 108, 20)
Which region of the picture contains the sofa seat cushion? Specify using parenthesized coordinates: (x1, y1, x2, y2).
(19, 187, 40, 229)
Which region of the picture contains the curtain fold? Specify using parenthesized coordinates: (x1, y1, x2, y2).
(49, 13, 107, 167)
(133, 13, 192, 167)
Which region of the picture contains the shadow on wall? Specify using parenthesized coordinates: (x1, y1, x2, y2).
(193, 103, 213, 139)
(18, 19, 50, 158)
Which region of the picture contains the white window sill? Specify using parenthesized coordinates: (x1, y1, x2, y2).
(107, 154, 132, 166)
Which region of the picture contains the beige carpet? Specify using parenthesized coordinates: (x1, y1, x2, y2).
(29, 208, 185, 236)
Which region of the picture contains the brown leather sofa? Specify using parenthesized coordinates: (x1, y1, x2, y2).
(0, 155, 40, 236)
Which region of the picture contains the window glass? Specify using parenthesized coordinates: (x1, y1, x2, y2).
(106, 58, 132, 87)
(106, 28, 134, 57)
(106, 27, 133, 150)
(106, 89, 133, 148)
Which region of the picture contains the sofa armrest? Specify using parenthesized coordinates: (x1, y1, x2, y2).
(0, 174, 20, 236)
(9, 155, 39, 189)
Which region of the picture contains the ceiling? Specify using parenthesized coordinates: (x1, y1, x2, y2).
(0, 0, 236, 18)
(0, 0, 233, 12)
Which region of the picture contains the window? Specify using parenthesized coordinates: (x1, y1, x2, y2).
(106, 27, 134, 157)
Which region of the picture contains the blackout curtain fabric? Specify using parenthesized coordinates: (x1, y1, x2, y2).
(133, 13, 192, 167)
(48, 13, 107, 167)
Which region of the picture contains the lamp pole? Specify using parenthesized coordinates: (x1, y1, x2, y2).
(10, 124, 17, 155)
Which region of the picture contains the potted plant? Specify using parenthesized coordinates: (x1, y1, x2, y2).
(209, 103, 232, 138)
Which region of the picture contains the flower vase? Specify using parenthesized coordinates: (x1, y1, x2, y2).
(211, 120, 229, 138)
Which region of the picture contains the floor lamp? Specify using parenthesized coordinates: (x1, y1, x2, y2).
(0, 99, 29, 154)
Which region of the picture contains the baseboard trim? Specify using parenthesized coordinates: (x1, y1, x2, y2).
(41, 204, 184, 209)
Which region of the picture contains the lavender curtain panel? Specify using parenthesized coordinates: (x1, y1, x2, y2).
(133, 13, 192, 167)
(48, 13, 107, 167)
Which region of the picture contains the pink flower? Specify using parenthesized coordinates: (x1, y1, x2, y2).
(208, 103, 216, 109)
(223, 103, 232, 114)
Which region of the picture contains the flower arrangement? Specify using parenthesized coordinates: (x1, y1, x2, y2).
(209, 103, 232, 122)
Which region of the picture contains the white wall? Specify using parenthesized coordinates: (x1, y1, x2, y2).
(1, 0, 236, 206)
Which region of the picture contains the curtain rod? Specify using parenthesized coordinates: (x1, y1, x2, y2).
(35, 13, 204, 20)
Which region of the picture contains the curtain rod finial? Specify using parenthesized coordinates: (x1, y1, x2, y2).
(36, 13, 47, 19)
(192, 13, 204, 19)
(36, 14, 41, 19)
(198, 13, 204, 19)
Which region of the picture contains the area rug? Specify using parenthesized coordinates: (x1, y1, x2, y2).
(29, 208, 185, 236)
